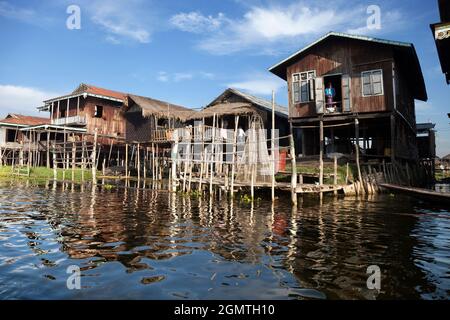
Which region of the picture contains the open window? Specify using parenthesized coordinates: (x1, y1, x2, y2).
(94, 105, 103, 118)
(6, 129, 16, 142)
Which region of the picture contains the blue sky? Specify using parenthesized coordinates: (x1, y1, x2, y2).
(0, 0, 449, 156)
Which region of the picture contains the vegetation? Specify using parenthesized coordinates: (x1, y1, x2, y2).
(0, 166, 94, 182)
(277, 163, 356, 185)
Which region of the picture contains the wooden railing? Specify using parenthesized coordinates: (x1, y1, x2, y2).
(52, 115, 86, 126)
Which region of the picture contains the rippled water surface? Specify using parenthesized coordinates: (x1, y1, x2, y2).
(0, 180, 449, 300)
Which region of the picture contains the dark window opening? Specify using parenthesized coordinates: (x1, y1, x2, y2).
(94, 105, 103, 118)
(6, 129, 17, 142)
(60, 109, 66, 118)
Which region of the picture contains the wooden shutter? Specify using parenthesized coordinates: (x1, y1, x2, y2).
(309, 78, 315, 101)
(362, 72, 372, 96)
(315, 77, 324, 114)
(342, 74, 351, 112)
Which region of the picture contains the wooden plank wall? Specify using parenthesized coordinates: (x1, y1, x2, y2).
(286, 38, 395, 118)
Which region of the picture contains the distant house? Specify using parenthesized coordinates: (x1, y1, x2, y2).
(416, 123, 436, 160)
(190, 88, 290, 144)
(0, 114, 50, 165)
(122, 94, 194, 143)
(38, 83, 193, 144)
(269, 32, 427, 161)
(431, 0, 450, 84)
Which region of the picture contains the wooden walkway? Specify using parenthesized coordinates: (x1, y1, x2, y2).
(380, 183, 450, 203)
(187, 177, 343, 194)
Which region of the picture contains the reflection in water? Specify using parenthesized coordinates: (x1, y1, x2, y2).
(0, 180, 449, 300)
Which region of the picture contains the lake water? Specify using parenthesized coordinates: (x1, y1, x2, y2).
(0, 180, 449, 300)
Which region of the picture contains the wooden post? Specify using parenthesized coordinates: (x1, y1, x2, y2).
(290, 131, 297, 206)
(209, 113, 216, 196)
(319, 117, 324, 186)
(92, 129, 98, 184)
(390, 113, 396, 164)
(346, 162, 350, 184)
(46, 131, 50, 169)
(355, 118, 362, 183)
(137, 143, 141, 181)
(334, 155, 338, 195)
(125, 144, 129, 179)
(53, 145, 57, 180)
(81, 135, 85, 182)
(144, 147, 147, 180)
(71, 135, 76, 181)
(271, 90, 276, 202)
(231, 115, 239, 198)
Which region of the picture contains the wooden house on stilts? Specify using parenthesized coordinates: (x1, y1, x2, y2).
(269, 32, 428, 166)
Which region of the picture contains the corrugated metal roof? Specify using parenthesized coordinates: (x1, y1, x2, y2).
(269, 32, 413, 72)
(0, 114, 50, 126)
(416, 123, 436, 131)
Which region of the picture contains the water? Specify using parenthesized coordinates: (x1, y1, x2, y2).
(0, 180, 449, 300)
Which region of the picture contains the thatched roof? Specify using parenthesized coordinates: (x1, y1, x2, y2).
(125, 94, 197, 121)
(188, 102, 257, 120)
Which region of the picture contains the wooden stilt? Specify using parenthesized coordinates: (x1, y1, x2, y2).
(92, 129, 98, 184)
(290, 131, 297, 206)
(271, 90, 276, 202)
(319, 118, 324, 186)
(125, 144, 129, 179)
(231, 115, 239, 198)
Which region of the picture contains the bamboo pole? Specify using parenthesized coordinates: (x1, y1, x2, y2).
(81, 136, 85, 182)
(319, 118, 324, 186)
(231, 115, 239, 198)
(271, 90, 276, 202)
(137, 143, 141, 181)
(209, 113, 216, 196)
(125, 143, 129, 179)
(290, 132, 297, 206)
(71, 135, 76, 181)
(46, 131, 50, 169)
(92, 129, 98, 184)
(53, 145, 57, 180)
(334, 155, 338, 195)
(355, 118, 362, 183)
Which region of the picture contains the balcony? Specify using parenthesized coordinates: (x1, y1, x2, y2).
(52, 115, 86, 126)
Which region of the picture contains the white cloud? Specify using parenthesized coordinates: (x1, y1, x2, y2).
(228, 73, 286, 96)
(86, 0, 153, 44)
(0, 1, 34, 21)
(157, 71, 169, 82)
(416, 101, 433, 113)
(157, 71, 214, 83)
(174, 73, 193, 82)
(0, 85, 60, 117)
(171, 3, 404, 55)
(170, 12, 226, 33)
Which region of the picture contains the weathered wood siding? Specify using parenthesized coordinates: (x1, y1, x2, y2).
(286, 38, 396, 118)
(124, 104, 154, 142)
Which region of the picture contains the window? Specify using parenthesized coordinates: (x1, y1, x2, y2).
(6, 129, 16, 142)
(361, 70, 384, 97)
(94, 105, 103, 118)
(293, 71, 316, 103)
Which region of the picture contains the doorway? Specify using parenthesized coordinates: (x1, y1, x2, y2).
(323, 74, 343, 113)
